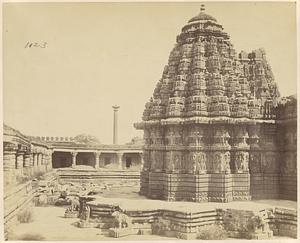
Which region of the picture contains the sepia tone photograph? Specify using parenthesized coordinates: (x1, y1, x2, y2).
(2, 1, 298, 241)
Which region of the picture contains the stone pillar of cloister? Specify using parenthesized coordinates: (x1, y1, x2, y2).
(41, 153, 46, 173)
(33, 153, 38, 174)
(71, 151, 78, 168)
(37, 153, 42, 171)
(116, 152, 123, 169)
(94, 152, 101, 169)
(46, 151, 53, 171)
(29, 153, 34, 176)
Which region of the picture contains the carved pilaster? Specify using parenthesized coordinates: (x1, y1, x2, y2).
(151, 150, 164, 172)
(209, 125, 231, 173)
(231, 126, 249, 173)
(190, 151, 207, 174)
(139, 152, 144, 171)
(142, 150, 150, 171)
(248, 124, 261, 174)
(261, 152, 278, 174)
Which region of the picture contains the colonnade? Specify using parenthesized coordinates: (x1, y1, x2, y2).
(63, 150, 144, 170)
(3, 142, 52, 186)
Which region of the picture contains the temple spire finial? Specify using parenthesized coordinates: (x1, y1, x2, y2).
(200, 4, 205, 12)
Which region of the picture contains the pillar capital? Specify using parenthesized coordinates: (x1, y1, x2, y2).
(17, 151, 25, 157)
(71, 151, 78, 157)
(116, 152, 123, 158)
(112, 105, 120, 111)
(24, 152, 32, 158)
(93, 151, 101, 156)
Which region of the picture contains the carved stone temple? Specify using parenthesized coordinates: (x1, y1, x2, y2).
(134, 9, 297, 202)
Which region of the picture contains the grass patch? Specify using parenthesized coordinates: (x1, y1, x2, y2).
(17, 209, 34, 223)
(197, 224, 228, 240)
(17, 233, 45, 241)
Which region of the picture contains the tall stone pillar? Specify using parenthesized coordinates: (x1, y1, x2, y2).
(112, 105, 120, 145)
(3, 143, 17, 187)
(94, 151, 101, 169)
(116, 152, 123, 169)
(71, 151, 78, 168)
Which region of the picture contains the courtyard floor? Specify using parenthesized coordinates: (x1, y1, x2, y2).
(9, 204, 296, 241)
(8, 195, 296, 241)
(8, 206, 174, 241)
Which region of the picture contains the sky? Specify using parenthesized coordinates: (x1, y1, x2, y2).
(3, 2, 297, 144)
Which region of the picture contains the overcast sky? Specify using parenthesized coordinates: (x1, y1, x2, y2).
(3, 2, 297, 144)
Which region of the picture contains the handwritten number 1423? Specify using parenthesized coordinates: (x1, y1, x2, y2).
(25, 42, 47, 48)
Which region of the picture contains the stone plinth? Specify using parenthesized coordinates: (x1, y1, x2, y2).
(79, 196, 297, 239)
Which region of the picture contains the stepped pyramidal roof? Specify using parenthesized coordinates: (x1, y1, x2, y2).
(142, 7, 280, 122)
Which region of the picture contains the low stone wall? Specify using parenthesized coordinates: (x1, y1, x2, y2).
(78, 197, 297, 240)
(269, 207, 297, 238)
(4, 181, 35, 238)
(57, 169, 140, 184)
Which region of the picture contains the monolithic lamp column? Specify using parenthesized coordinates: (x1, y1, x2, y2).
(112, 105, 120, 145)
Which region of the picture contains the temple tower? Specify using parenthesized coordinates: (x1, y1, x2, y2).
(135, 7, 279, 202)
